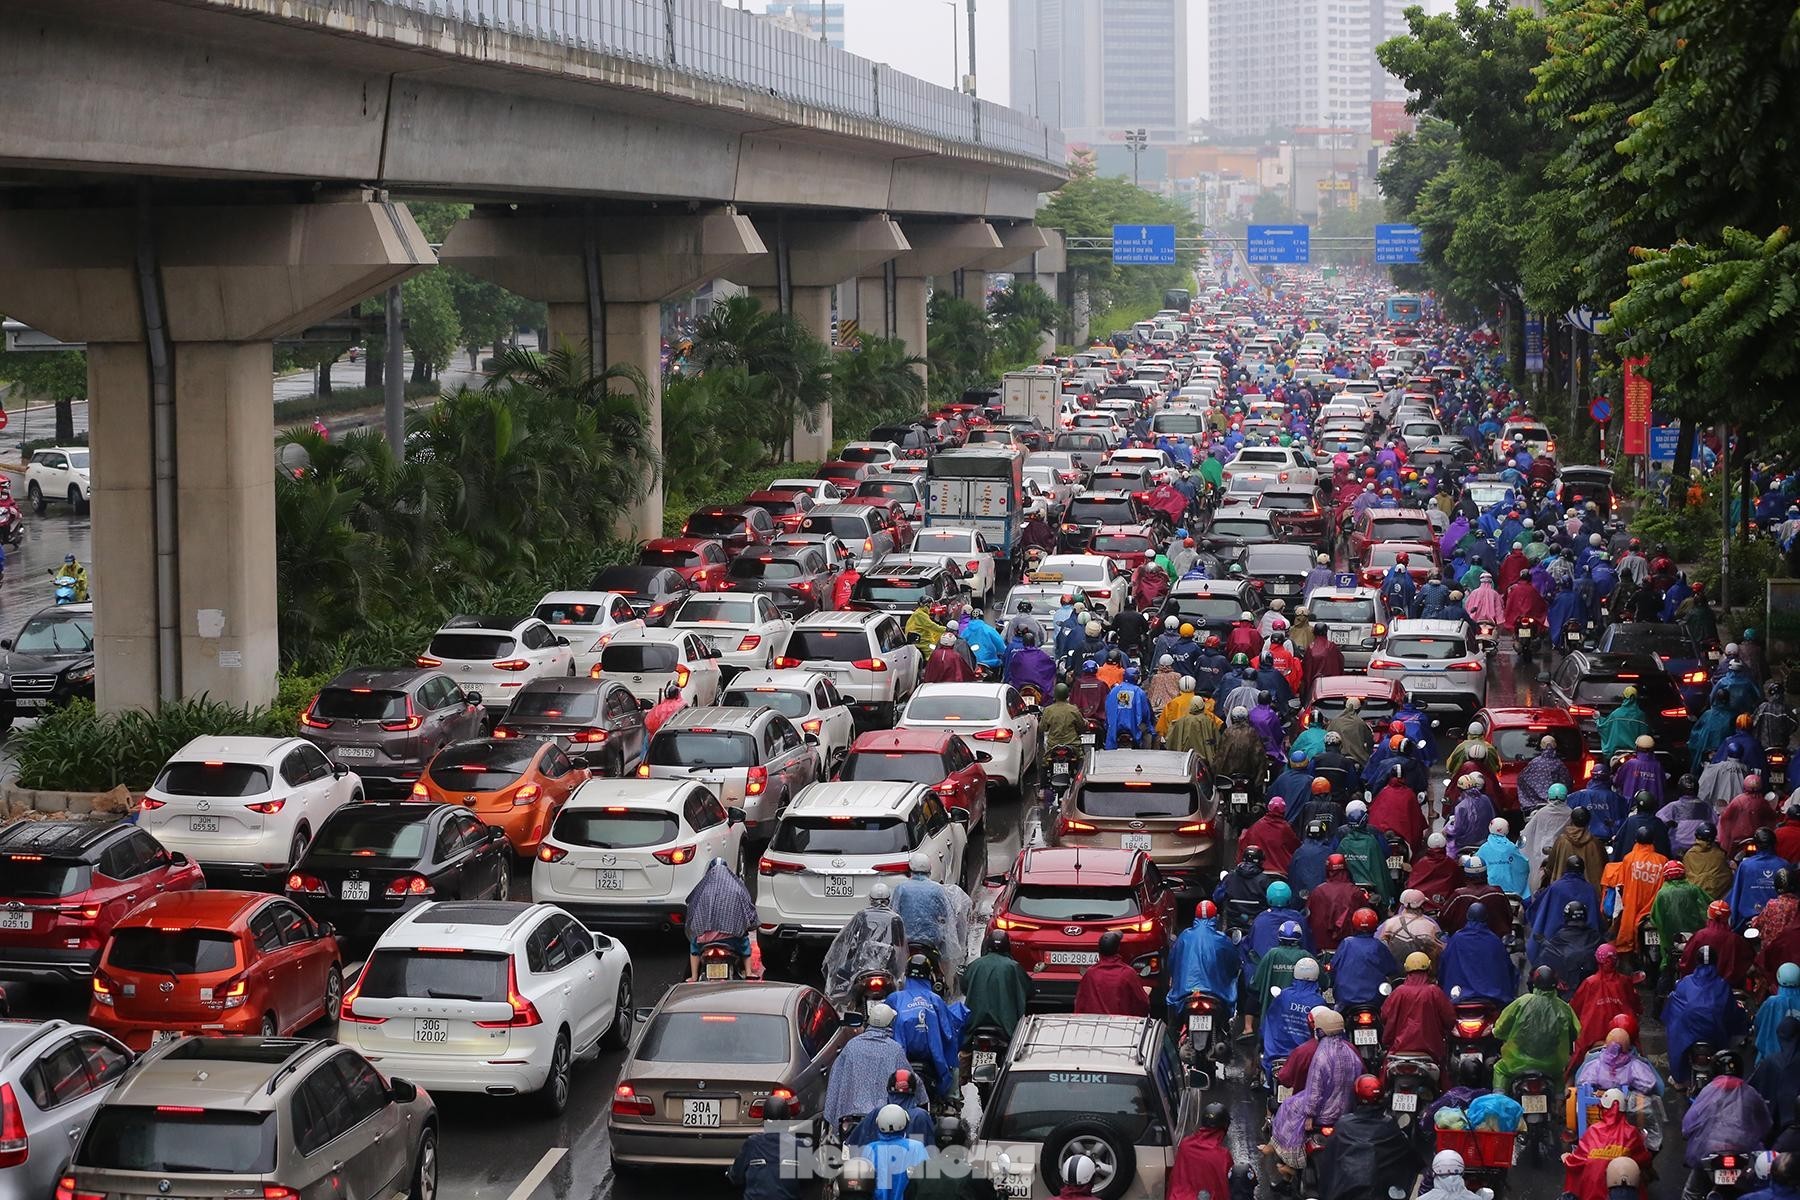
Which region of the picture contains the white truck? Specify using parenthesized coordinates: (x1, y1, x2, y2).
(1001, 369, 1060, 432)
(925, 447, 1024, 559)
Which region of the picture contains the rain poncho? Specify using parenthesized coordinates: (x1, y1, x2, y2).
(1681, 1076, 1772, 1167)
(1600, 845, 1669, 953)
(1104, 681, 1155, 749)
(1683, 918, 1754, 987)
(892, 975, 958, 1098)
(1547, 823, 1609, 894)
(1561, 1105, 1651, 1200)
(1330, 933, 1399, 1008)
(1721, 788, 1782, 850)
(1261, 977, 1327, 1077)
(823, 1027, 911, 1122)
(959, 949, 1029, 1041)
(1613, 751, 1666, 809)
(892, 874, 972, 986)
(685, 859, 758, 937)
(845, 1089, 932, 1149)
(1598, 697, 1651, 758)
(1445, 787, 1495, 853)
(1577, 1040, 1661, 1095)
(1527, 870, 1599, 957)
(1272, 1035, 1364, 1156)
(1251, 945, 1308, 1018)
(1315, 1104, 1425, 1200)
(1166, 918, 1241, 1010)
(1406, 847, 1466, 908)
(1568, 772, 1628, 842)
(1732, 849, 1789, 923)
(1700, 756, 1754, 809)
(1519, 802, 1570, 893)
(1662, 963, 1749, 1083)
(1518, 750, 1573, 815)
(1535, 921, 1602, 992)
(1492, 988, 1579, 1093)
(1685, 839, 1733, 898)
(1073, 955, 1151, 1017)
(1689, 700, 1737, 773)
(1649, 878, 1710, 963)
(1166, 1128, 1232, 1200)
(1339, 825, 1396, 907)
(1378, 909, 1446, 966)
(1381, 974, 1456, 1069)
(823, 907, 908, 1010)
(1750, 1015, 1800, 1131)
(1369, 779, 1427, 849)
(1478, 831, 1529, 897)
(1570, 949, 1641, 1061)
(1440, 923, 1516, 1007)
(868, 1126, 930, 1200)
(1657, 793, 1713, 858)
(1241, 811, 1301, 875)
(1307, 864, 1369, 952)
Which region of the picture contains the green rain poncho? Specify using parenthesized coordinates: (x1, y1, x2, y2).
(1251, 945, 1307, 1019)
(1198, 457, 1225, 489)
(1650, 878, 1710, 954)
(1598, 695, 1652, 758)
(960, 949, 1030, 1039)
(1492, 988, 1580, 1093)
(1337, 826, 1396, 907)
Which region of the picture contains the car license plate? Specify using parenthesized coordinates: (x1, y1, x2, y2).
(972, 1050, 998, 1069)
(1386, 856, 1406, 872)
(1000, 1174, 1032, 1199)
(1049, 950, 1099, 966)
(334, 746, 377, 760)
(1121, 833, 1153, 852)
(1354, 1028, 1377, 1046)
(704, 961, 731, 981)
(682, 1098, 721, 1128)
(11, 698, 39, 711)
(0, 911, 30, 931)
(1716, 1170, 1741, 1186)
(1188, 1014, 1213, 1033)
(1522, 1094, 1548, 1114)
(597, 869, 623, 891)
(414, 1018, 448, 1044)
(1408, 676, 1445, 690)
(1329, 629, 1358, 645)
(189, 816, 219, 833)
(150, 1029, 178, 1047)
(1642, 929, 1660, 947)
(340, 880, 370, 902)
(824, 875, 853, 898)
(1391, 1091, 1418, 1112)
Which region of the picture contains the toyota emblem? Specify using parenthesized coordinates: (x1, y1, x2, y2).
(159, 981, 175, 993)
(830, 858, 846, 868)
(601, 853, 618, 866)
(1064, 926, 1084, 936)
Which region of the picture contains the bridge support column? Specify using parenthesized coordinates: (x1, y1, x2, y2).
(0, 199, 431, 710)
(858, 221, 1005, 390)
(441, 208, 765, 540)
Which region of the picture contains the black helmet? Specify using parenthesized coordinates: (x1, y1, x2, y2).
(1570, 806, 1591, 828)
(1679, 773, 1699, 792)
(1697, 822, 1718, 843)
(1530, 965, 1558, 991)
(1716, 1049, 1743, 1077)
(988, 928, 1012, 955)
(1201, 1102, 1230, 1131)
(906, 953, 932, 980)
(1242, 845, 1266, 868)
(763, 1094, 793, 1122)
(1565, 854, 1585, 876)
(1563, 900, 1588, 924)
(1456, 1055, 1487, 1088)
(1098, 930, 1125, 957)
(934, 1116, 967, 1149)
(1782, 868, 1799, 896)
(1635, 790, 1656, 813)
(1757, 827, 1778, 852)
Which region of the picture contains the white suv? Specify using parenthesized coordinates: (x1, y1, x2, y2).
(772, 611, 922, 728)
(532, 591, 645, 675)
(25, 446, 90, 514)
(420, 615, 576, 719)
(138, 736, 362, 885)
(756, 781, 969, 947)
(339, 899, 633, 1114)
(532, 778, 747, 928)
(665, 592, 793, 677)
(596, 627, 724, 706)
(899, 683, 1040, 798)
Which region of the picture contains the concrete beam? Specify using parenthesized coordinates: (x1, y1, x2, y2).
(892, 221, 1005, 279)
(969, 224, 1050, 274)
(734, 216, 909, 291)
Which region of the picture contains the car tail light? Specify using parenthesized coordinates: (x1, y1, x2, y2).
(772, 656, 801, 668)
(1447, 661, 1483, 672)
(993, 915, 1040, 931)
(381, 697, 423, 732)
(588, 663, 604, 678)
(138, 797, 166, 812)
(636, 764, 651, 777)
(494, 659, 532, 672)
(793, 581, 814, 593)
(747, 1087, 797, 1119)
(385, 875, 435, 897)
(338, 967, 385, 1024)
(475, 960, 542, 1028)
(851, 658, 887, 672)
(759, 857, 803, 876)
(245, 798, 286, 815)
(1057, 815, 1097, 836)
(1680, 670, 1707, 685)
(746, 766, 768, 796)
(0, 1083, 27, 1168)
(613, 1084, 655, 1116)
(972, 728, 1013, 743)
(410, 781, 430, 798)
(570, 727, 609, 744)
(55, 1177, 106, 1200)
(652, 844, 697, 866)
(213, 974, 250, 1010)
(873, 861, 912, 874)
(737, 634, 762, 652)
(537, 844, 568, 863)
(801, 718, 823, 734)
(299, 699, 332, 730)
(416, 655, 443, 667)
(263, 1188, 301, 1200)
(512, 784, 542, 807)
(1178, 820, 1213, 836)
(675, 666, 692, 688)
(91, 972, 117, 1008)
(1566, 706, 1597, 718)
(966, 560, 983, 573)
(1661, 706, 1689, 719)
(287, 873, 326, 895)
(1089, 589, 1111, 601)
(1368, 657, 1402, 671)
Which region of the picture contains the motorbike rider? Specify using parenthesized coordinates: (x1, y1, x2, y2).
(1331, 908, 1399, 1012)
(1251, 920, 1312, 1023)
(1215, 845, 1279, 925)
(959, 929, 1029, 1048)
(893, 954, 958, 1102)
(1732, 826, 1790, 923)
(1070, 658, 1111, 729)
(728, 1093, 808, 1200)
(824, 883, 909, 1010)
(1494, 963, 1579, 1094)
(1104, 664, 1156, 750)
(1241, 798, 1301, 875)
(1217, 707, 1271, 790)
(1382, 951, 1456, 1078)
(1168, 899, 1241, 1026)
(683, 855, 758, 981)
(824, 1002, 911, 1124)
(1663, 944, 1750, 1086)
(1167, 1103, 1234, 1200)
(1379, 889, 1446, 964)
(867, 1103, 929, 1200)
(893, 852, 970, 986)
(924, 632, 977, 683)
(1562, 1088, 1653, 1200)
(845, 1067, 934, 1148)
(1039, 683, 1086, 753)
(1681, 899, 1753, 988)
(1337, 801, 1397, 908)
(1315, 1075, 1425, 1200)
(1527, 855, 1601, 957)
(1262, 956, 1328, 1083)
(58, 554, 89, 602)
(1417, 1151, 1488, 1200)
(1073, 930, 1151, 1017)
(1439, 901, 1516, 1008)
(1270, 1006, 1365, 1177)
(1442, 857, 1512, 936)
(1533, 900, 1603, 992)
(1680, 1050, 1773, 1200)
(1307, 854, 1370, 952)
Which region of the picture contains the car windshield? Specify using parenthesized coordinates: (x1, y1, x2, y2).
(1092, 535, 1154, 555)
(1152, 413, 1203, 434)
(1257, 493, 1315, 513)
(1166, 595, 1243, 621)
(1067, 499, 1136, 524)
(856, 482, 916, 503)
(427, 741, 539, 791)
(684, 512, 751, 537)
(106, 929, 239, 975)
(784, 629, 868, 663)
(854, 576, 937, 606)
(533, 601, 609, 627)
(601, 643, 679, 673)
(1367, 546, 1426, 569)
(1492, 726, 1582, 763)
(551, 809, 679, 849)
(1055, 435, 1107, 451)
(1385, 636, 1468, 660)
(1043, 561, 1107, 584)
(770, 816, 912, 855)
(912, 532, 975, 555)
(1312, 694, 1397, 724)
(153, 762, 270, 797)
(358, 948, 510, 1002)
(311, 812, 429, 859)
(728, 558, 806, 581)
(429, 632, 514, 661)
(11, 613, 92, 655)
(1009, 885, 1140, 921)
(675, 597, 759, 624)
(647, 730, 758, 768)
(507, 689, 599, 722)
(840, 751, 947, 785)
(634, 1013, 790, 1064)
(988, 1072, 1156, 1142)
(314, 688, 408, 722)
(0, 857, 90, 898)
(1208, 518, 1272, 539)
(803, 514, 873, 540)
(80, 1107, 275, 1174)
(721, 687, 810, 719)
(1573, 676, 1675, 708)
(1369, 518, 1433, 542)
(1077, 782, 1198, 818)
(1310, 598, 1375, 624)
(905, 693, 1001, 722)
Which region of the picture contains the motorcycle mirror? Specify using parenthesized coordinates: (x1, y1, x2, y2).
(1269, 986, 1282, 998)
(1745, 926, 1762, 941)
(1379, 981, 1393, 995)
(1449, 985, 1462, 999)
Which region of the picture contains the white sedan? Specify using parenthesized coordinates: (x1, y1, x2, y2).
(665, 592, 794, 677)
(898, 683, 1040, 798)
(719, 669, 858, 777)
(1037, 554, 1127, 619)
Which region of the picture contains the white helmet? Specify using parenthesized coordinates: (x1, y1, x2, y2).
(869, 882, 892, 906)
(1086, 620, 1104, 636)
(1489, 817, 1509, 837)
(1432, 1150, 1465, 1178)
(1293, 956, 1321, 982)
(1063, 1155, 1098, 1188)
(867, 1002, 896, 1029)
(1466, 721, 1485, 737)
(876, 1104, 910, 1134)
(1159, 654, 1175, 668)
(1165, 616, 1180, 630)
(1179, 675, 1196, 693)
(908, 852, 932, 875)
(939, 632, 958, 646)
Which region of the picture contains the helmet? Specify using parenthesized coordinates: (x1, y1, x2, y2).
(908, 852, 932, 875)
(1241, 845, 1266, 868)
(1465, 901, 1488, 926)
(1780, 963, 1800, 988)
(1354, 1075, 1383, 1103)
(934, 1116, 967, 1149)
(1267, 881, 1293, 907)
(1710, 899, 1732, 921)
(1352, 908, 1378, 933)
(1311, 776, 1332, 795)
(1662, 860, 1686, 881)
(1346, 800, 1368, 824)
(869, 882, 892, 907)
(1404, 951, 1432, 973)
(1196, 899, 1218, 921)
(939, 632, 957, 647)
(1086, 620, 1103, 636)
(906, 953, 932, 980)
(1293, 956, 1321, 982)
(1758, 827, 1778, 852)
(1312, 1007, 1345, 1036)
(1201, 1101, 1229, 1131)
(1278, 919, 1304, 945)
(1563, 900, 1588, 924)
(876, 1104, 910, 1134)
(1606, 1159, 1642, 1190)
(62, 554, 75, 565)
(1124, 665, 1140, 683)
(1081, 658, 1098, 674)
(663, 681, 682, 701)
(1165, 616, 1180, 630)
(1530, 965, 1558, 990)
(1327, 852, 1348, 873)
(1401, 887, 1426, 910)
(1063, 1156, 1098, 1189)
(1181, 623, 1197, 637)
(1179, 676, 1196, 693)
(988, 928, 1012, 955)
(867, 1002, 896, 1029)
(1488, 817, 1509, 837)
(1160, 655, 1176, 669)
(1432, 1151, 1465, 1179)
(1098, 931, 1124, 957)
(1547, 782, 1568, 801)
(889, 1068, 918, 1097)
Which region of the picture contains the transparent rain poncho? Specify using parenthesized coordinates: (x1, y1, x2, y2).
(892, 875, 975, 991)
(823, 905, 908, 1010)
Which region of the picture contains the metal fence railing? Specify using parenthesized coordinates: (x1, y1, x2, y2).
(342, 0, 1064, 167)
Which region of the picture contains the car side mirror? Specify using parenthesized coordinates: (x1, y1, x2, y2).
(974, 750, 994, 764)
(316, 919, 335, 939)
(0, 640, 10, 651)
(556, 636, 571, 647)
(388, 1077, 419, 1104)
(464, 691, 482, 706)
(332, 764, 350, 779)
(803, 733, 820, 747)
(842, 1010, 867, 1030)
(488, 825, 507, 843)
(168, 852, 189, 867)
(727, 806, 747, 825)
(1379, 981, 1393, 996)
(949, 806, 971, 825)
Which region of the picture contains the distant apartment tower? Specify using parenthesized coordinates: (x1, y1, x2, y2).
(762, 1, 844, 48)
(1009, 0, 1187, 146)
(1209, 0, 1410, 140)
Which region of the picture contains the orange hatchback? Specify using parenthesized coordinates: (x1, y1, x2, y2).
(412, 736, 587, 858)
(88, 890, 342, 1050)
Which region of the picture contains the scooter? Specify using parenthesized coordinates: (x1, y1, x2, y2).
(1045, 743, 1081, 798)
(1701, 1151, 1757, 1199)
(1449, 995, 1502, 1079)
(695, 931, 748, 981)
(1514, 618, 1538, 663)
(1345, 1004, 1384, 1070)
(0, 506, 23, 549)
(1383, 1053, 1439, 1130)
(49, 571, 77, 606)
(1176, 991, 1230, 1088)
(1510, 1069, 1558, 1165)
(1218, 774, 1260, 832)
(1475, 622, 1499, 657)
(962, 1023, 1011, 1102)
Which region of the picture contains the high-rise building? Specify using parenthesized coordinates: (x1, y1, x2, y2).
(1208, 0, 1410, 141)
(761, 2, 845, 49)
(1009, 0, 1186, 148)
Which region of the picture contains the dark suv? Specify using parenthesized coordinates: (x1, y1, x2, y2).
(299, 667, 486, 795)
(849, 562, 965, 616)
(0, 602, 95, 733)
(722, 545, 842, 617)
(1546, 651, 1690, 757)
(0, 819, 205, 984)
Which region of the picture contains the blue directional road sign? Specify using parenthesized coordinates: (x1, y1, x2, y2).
(1374, 224, 1422, 264)
(1246, 225, 1310, 264)
(1112, 224, 1177, 265)
(1648, 426, 1681, 462)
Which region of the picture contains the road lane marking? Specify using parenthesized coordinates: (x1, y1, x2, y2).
(505, 1147, 567, 1200)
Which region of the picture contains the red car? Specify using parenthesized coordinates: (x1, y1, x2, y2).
(744, 489, 816, 534)
(0, 819, 206, 985)
(639, 537, 731, 591)
(1350, 508, 1439, 561)
(89, 890, 343, 1050)
(837, 728, 988, 832)
(1304, 674, 1406, 729)
(1468, 707, 1594, 810)
(815, 461, 872, 490)
(1358, 541, 1441, 588)
(986, 847, 1174, 1008)
(681, 505, 777, 559)
(1087, 523, 1160, 571)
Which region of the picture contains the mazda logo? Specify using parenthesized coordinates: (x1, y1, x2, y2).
(1064, 926, 1084, 936)
(601, 853, 618, 866)
(195, 800, 210, 812)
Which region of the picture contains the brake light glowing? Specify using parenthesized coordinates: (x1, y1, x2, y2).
(1661, 707, 1689, 718)
(746, 766, 768, 796)
(245, 798, 286, 815)
(613, 1084, 655, 1116)
(873, 861, 912, 874)
(759, 857, 803, 876)
(381, 696, 423, 732)
(1178, 820, 1213, 836)
(674, 666, 691, 688)
(385, 875, 435, 897)
(494, 659, 531, 672)
(851, 658, 888, 672)
(287, 873, 325, 895)
(747, 1087, 797, 1120)
(1680, 670, 1708, 685)
(772, 656, 801, 668)
(570, 727, 609, 745)
(1566, 706, 1597, 718)
(1447, 661, 1483, 672)
(737, 634, 762, 652)
(300, 698, 331, 729)
(652, 844, 697, 866)
(512, 784, 542, 806)
(1057, 816, 1097, 835)
(1456, 1019, 1486, 1034)
(138, 798, 166, 812)
(537, 844, 568, 863)
(801, 718, 823, 734)
(1368, 658, 1402, 671)
(474, 959, 543, 1028)
(416, 655, 442, 667)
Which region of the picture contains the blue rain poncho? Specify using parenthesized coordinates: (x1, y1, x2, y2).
(1754, 982, 1800, 1061)
(1478, 832, 1530, 896)
(1261, 977, 1327, 1077)
(1330, 933, 1399, 1008)
(1104, 681, 1155, 749)
(1526, 872, 1599, 958)
(1439, 923, 1516, 1007)
(1246, 906, 1316, 982)
(1662, 963, 1748, 1084)
(684, 858, 758, 937)
(892, 975, 958, 1098)
(1731, 850, 1789, 923)
(868, 1127, 930, 1200)
(1680, 1076, 1771, 1168)
(1166, 918, 1241, 1010)
(823, 1027, 911, 1123)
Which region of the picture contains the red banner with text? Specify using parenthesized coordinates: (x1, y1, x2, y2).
(1622, 357, 1652, 455)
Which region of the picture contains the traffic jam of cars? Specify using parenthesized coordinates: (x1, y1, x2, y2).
(0, 272, 1759, 1200)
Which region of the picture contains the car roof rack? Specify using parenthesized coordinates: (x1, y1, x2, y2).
(265, 1040, 335, 1095)
(0, 1019, 68, 1069)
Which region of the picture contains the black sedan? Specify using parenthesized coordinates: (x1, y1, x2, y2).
(720, 545, 841, 617)
(284, 801, 510, 938)
(589, 565, 695, 625)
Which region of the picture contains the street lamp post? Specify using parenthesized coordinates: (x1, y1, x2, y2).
(819, 0, 826, 43)
(965, 0, 977, 95)
(1028, 47, 1039, 117)
(942, 1, 959, 91)
(1125, 127, 1148, 187)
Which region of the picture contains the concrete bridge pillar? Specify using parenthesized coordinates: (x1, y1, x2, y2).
(855, 221, 1004, 388)
(0, 198, 431, 710)
(735, 214, 909, 462)
(440, 208, 765, 539)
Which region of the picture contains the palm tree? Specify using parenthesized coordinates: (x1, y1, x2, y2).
(690, 295, 830, 459)
(273, 474, 395, 666)
(833, 336, 926, 431)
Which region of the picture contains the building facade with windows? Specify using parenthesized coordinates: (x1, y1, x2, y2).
(762, 1, 845, 48)
(1009, 0, 1186, 147)
(1208, 0, 1409, 141)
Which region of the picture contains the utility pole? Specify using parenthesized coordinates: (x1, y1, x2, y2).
(383, 284, 405, 448)
(943, 1, 958, 89)
(965, 0, 977, 94)
(819, 0, 826, 43)
(1125, 128, 1148, 188)
(1720, 422, 1732, 611)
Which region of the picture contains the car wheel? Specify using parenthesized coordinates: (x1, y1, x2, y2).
(322, 965, 343, 1024)
(537, 1030, 572, 1115)
(602, 970, 633, 1050)
(409, 1127, 439, 1200)
(1038, 1118, 1136, 1200)
(27, 483, 43, 515)
(287, 826, 310, 869)
(69, 485, 86, 515)
(260, 1012, 279, 1038)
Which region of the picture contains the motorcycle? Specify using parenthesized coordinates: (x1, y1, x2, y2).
(1383, 1053, 1440, 1130)
(1345, 1003, 1384, 1069)
(1687, 1042, 1721, 1094)
(1514, 618, 1538, 663)
(696, 931, 748, 981)
(1218, 774, 1260, 832)
(1449, 996, 1502, 1079)
(1637, 915, 1661, 980)
(1510, 1069, 1558, 1165)
(0, 506, 22, 549)
(1767, 746, 1790, 792)
(49, 571, 77, 606)
(1045, 743, 1081, 798)
(848, 968, 895, 1015)
(1475, 622, 1499, 657)
(962, 1023, 1011, 1101)
(1176, 991, 1230, 1088)
(1702, 1151, 1756, 1198)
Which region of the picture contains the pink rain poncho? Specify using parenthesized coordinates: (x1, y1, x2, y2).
(1465, 578, 1505, 625)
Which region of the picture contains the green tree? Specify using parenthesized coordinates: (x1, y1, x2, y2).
(833, 335, 926, 432)
(926, 294, 993, 404)
(688, 295, 830, 460)
(988, 281, 1061, 366)
(1036, 173, 1201, 318)
(0, 346, 86, 443)
(401, 270, 461, 382)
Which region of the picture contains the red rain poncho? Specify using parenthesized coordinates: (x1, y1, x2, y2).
(1569, 950, 1641, 1066)
(1368, 779, 1427, 850)
(923, 646, 975, 683)
(1073, 956, 1151, 1017)
(1406, 848, 1466, 910)
(1307, 863, 1369, 952)
(1242, 812, 1301, 875)
(1560, 1105, 1650, 1200)
(1380, 974, 1456, 1072)
(1680, 918, 1753, 987)
(1167, 1128, 1232, 1200)
(1503, 580, 1549, 630)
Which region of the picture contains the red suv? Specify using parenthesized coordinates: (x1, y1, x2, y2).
(680, 505, 776, 559)
(1469, 706, 1593, 814)
(986, 847, 1175, 1007)
(837, 728, 988, 832)
(744, 489, 816, 534)
(0, 818, 204, 985)
(639, 537, 730, 591)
